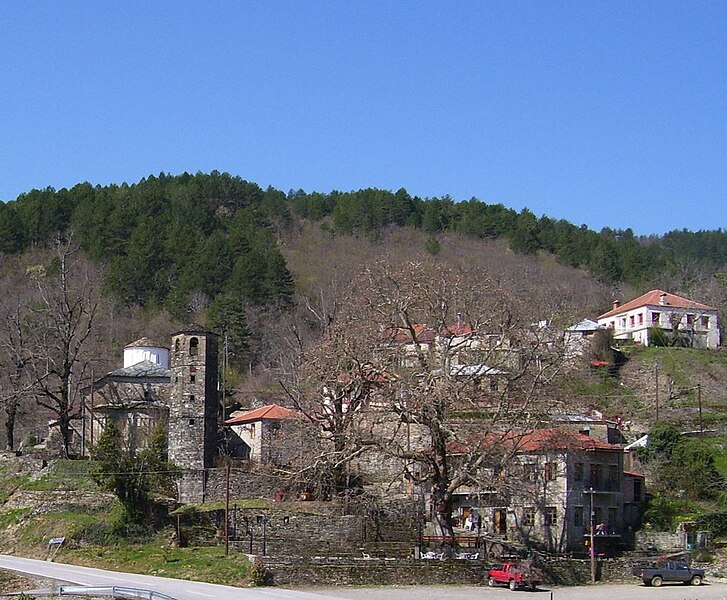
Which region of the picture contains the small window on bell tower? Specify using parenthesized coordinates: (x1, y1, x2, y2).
(190, 337, 199, 356)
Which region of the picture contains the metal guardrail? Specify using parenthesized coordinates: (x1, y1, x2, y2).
(58, 586, 178, 600)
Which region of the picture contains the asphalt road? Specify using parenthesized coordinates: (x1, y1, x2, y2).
(309, 581, 727, 600)
(0, 555, 344, 600)
(2, 555, 727, 600)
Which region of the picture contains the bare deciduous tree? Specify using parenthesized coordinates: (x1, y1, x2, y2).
(18, 240, 103, 457)
(282, 258, 575, 541)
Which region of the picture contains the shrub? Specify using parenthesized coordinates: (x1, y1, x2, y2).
(642, 495, 696, 531)
(248, 556, 270, 586)
(695, 512, 727, 537)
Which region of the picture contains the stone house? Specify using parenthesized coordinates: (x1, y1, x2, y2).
(452, 428, 636, 554)
(379, 320, 516, 391)
(597, 289, 720, 349)
(563, 319, 602, 359)
(225, 404, 301, 464)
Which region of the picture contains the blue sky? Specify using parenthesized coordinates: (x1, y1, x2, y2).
(2, 1, 726, 235)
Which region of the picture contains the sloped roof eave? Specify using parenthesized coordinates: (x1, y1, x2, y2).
(598, 289, 716, 320)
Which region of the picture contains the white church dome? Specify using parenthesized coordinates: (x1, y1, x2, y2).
(123, 337, 170, 368)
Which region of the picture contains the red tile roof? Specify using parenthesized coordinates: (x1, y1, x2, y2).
(514, 428, 621, 452)
(598, 289, 715, 320)
(381, 322, 473, 343)
(448, 428, 622, 454)
(443, 322, 474, 336)
(380, 324, 436, 344)
(225, 404, 298, 425)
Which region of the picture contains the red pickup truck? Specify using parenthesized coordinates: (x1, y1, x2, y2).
(487, 561, 542, 591)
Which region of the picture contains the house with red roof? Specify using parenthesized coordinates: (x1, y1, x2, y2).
(450, 428, 637, 554)
(225, 404, 301, 464)
(596, 289, 720, 349)
(379, 318, 515, 377)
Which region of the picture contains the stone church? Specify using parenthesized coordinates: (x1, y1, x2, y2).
(84, 325, 219, 503)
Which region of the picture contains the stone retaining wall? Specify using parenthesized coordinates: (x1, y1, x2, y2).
(260, 555, 642, 587)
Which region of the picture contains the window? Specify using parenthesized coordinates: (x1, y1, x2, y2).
(686, 314, 694, 326)
(702, 315, 710, 328)
(190, 374, 196, 383)
(544, 507, 557, 526)
(574, 506, 584, 527)
(250, 423, 256, 438)
(620, 318, 626, 328)
(638, 313, 644, 325)
(608, 465, 619, 491)
(574, 462, 584, 481)
(188, 418, 195, 425)
(545, 462, 557, 481)
(629, 315, 635, 327)
(608, 507, 617, 531)
(591, 464, 603, 489)
(189, 337, 199, 356)
(524, 463, 537, 481)
(175, 339, 180, 352)
(189, 394, 195, 404)
(652, 312, 660, 324)
(523, 507, 535, 527)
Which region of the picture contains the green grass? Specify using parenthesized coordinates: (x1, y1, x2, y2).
(63, 543, 252, 585)
(25, 459, 98, 492)
(0, 508, 30, 529)
(701, 412, 727, 424)
(0, 467, 32, 503)
(702, 437, 727, 478)
(565, 374, 642, 415)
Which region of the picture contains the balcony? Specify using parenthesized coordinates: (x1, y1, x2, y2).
(582, 480, 620, 493)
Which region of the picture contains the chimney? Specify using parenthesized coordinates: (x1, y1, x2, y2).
(612, 300, 621, 310)
(659, 293, 668, 306)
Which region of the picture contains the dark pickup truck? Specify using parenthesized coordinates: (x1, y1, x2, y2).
(635, 561, 705, 587)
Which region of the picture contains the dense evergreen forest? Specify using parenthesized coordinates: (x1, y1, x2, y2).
(1, 171, 726, 317)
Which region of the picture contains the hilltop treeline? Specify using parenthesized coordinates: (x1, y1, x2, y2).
(1, 171, 726, 314)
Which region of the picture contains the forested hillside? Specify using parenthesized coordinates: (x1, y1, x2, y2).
(0, 172, 725, 547)
(1, 170, 726, 409)
(2, 172, 727, 304)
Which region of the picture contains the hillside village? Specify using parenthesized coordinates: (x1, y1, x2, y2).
(0, 177, 726, 586)
(2, 280, 724, 579)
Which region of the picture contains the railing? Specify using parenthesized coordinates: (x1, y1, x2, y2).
(583, 479, 620, 492)
(58, 586, 177, 600)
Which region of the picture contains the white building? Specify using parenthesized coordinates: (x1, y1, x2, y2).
(596, 290, 720, 349)
(225, 404, 300, 463)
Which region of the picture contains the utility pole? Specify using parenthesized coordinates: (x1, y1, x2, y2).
(654, 364, 659, 422)
(698, 383, 703, 436)
(224, 463, 230, 556)
(589, 487, 595, 584)
(89, 368, 95, 448)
